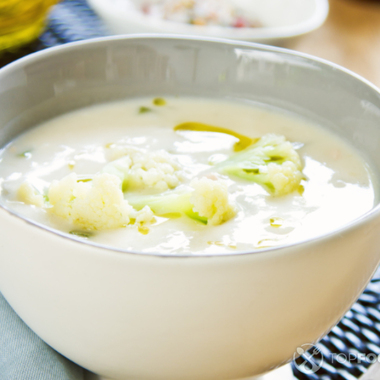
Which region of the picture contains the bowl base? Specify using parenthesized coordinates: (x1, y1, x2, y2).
(249, 364, 294, 379)
(89, 364, 295, 380)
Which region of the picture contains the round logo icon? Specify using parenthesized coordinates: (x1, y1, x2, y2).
(293, 343, 323, 375)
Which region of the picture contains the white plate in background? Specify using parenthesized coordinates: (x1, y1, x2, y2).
(87, 0, 329, 45)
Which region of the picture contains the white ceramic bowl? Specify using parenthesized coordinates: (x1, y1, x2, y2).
(87, 0, 329, 45)
(1, 35, 380, 380)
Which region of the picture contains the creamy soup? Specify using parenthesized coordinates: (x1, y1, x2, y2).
(0, 97, 376, 254)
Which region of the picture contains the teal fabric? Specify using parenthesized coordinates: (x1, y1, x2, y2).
(0, 292, 88, 380)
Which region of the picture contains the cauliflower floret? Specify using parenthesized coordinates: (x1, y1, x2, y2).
(266, 161, 303, 196)
(128, 177, 236, 226)
(190, 177, 236, 226)
(17, 182, 45, 207)
(256, 134, 302, 168)
(133, 205, 156, 225)
(217, 133, 303, 196)
(107, 145, 141, 161)
(104, 146, 182, 192)
(48, 173, 134, 231)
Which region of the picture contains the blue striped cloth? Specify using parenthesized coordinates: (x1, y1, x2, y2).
(0, 2, 104, 379)
(0, 292, 89, 380)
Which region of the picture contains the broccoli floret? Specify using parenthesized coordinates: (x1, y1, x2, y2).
(216, 134, 303, 196)
(128, 178, 236, 226)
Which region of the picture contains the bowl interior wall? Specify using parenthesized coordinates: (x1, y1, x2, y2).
(1, 37, 380, 185)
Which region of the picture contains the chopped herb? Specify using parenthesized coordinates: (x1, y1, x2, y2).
(153, 98, 166, 106)
(207, 241, 237, 249)
(243, 168, 260, 174)
(269, 217, 283, 228)
(69, 230, 93, 238)
(77, 176, 93, 183)
(138, 226, 150, 235)
(268, 156, 283, 162)
(17, 150, 32, 158)
(256, 238, 280, 248)
(218, 72, 227, 82)
(43, 194, 49, 202)
(207, 241, 224, 247)
(139, 106, 152, 114)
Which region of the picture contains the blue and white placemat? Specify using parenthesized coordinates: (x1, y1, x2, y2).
(1, 2, 380, 378)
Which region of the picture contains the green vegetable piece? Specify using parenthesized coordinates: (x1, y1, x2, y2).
(174, 122, 255, 152)
(69, 230, 93, 238)
(270, 217, 283, 228)
(127, 189, 207, 224)
(138, 226, 150, 235)
(139, 106, 152, 114)
(256, 238, 280, 249)
(160, 212, 182, 219)
(17, 150, 32, 158)
(153, 97, 166, 106)
(243, 168, 260, 174)
(216, 134, 303, 196)
(268, 156, 283, 162)
(218, 72, 227, 82)
(77, 177, 93, 183)
(102, 157, 130, 190)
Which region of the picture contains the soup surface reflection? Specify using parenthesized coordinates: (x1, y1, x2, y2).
(0, 97, 375, 254)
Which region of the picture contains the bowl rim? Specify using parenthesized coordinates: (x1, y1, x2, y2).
(1, 33, 380, 259)
(87, 0, 329, 41)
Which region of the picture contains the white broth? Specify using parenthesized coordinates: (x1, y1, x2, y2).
(0, 97, 376, 254)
